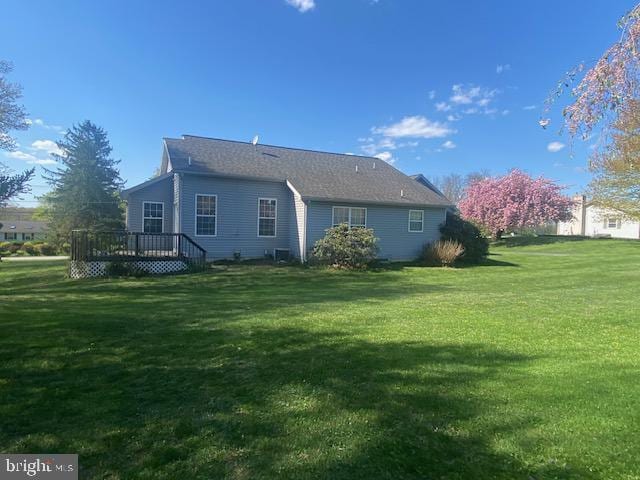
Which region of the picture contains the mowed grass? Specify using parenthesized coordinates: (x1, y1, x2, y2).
(0, 238, 639, 479)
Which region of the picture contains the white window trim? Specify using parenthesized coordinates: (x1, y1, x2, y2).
(258, 197, 278, 238)
(195, 193, 218, 237)
(142, 201, 164, 233)
(408, 209, 424, 233)
(332, 206, 368, 228)
(605, 217, 621, 229)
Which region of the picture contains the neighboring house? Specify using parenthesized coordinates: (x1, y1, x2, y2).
(122, 135, 452, 261)
(0, 221, 48, 242)
(557, 195, 640, 239)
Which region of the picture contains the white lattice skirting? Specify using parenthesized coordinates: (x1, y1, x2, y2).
(69, 260, 188, 278)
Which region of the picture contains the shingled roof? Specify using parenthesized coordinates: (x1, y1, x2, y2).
(162, 135, 452, 207)
(0, 220, 48, 233)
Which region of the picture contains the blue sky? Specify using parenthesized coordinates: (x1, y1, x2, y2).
(1, 0, 634, 206)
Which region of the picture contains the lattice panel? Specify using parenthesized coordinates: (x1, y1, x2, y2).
(69, 260, 188, 278)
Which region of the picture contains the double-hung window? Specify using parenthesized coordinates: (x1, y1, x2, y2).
(408, 210, 424, 232)
(143, 202, 163, 233)
(606, 217, 620, 229)
(258, 198, 277, 237)
(332, 206, 367, 228)
(4, 232, 17, 241)
(196, 194, 217, 236)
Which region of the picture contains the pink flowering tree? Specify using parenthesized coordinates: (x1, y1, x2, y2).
(458, 170, 574, 239)
(546, 4, 640, 139)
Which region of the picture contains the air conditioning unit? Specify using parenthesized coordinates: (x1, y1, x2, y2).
(274, 248, 290, 262)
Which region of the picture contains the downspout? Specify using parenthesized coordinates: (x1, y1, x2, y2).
(302, 200, 308, 263)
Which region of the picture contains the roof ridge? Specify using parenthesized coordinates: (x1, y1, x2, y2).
(176, 134, 381, 161)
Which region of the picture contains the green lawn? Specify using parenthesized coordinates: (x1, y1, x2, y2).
(1, 238, 639, 479)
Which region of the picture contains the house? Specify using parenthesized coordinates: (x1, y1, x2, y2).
(122, 135, 452, 261)
(557, 195, 640, 239)
(0, 220, 48, 242)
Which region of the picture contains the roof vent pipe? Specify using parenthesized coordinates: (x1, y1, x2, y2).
(400, 189, 405, 197)
(188, 156, 192, 166)
(373, 162, 376, 169)
(355, 165, 359, 173)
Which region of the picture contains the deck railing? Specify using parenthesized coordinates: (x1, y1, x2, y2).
(70, 230, 207, 270)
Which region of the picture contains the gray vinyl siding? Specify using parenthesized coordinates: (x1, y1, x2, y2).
(180, 174, 291, 259)
(305, 201, 446, 261)
(125, 176, 174, 233)
(125, 173, 446, 262)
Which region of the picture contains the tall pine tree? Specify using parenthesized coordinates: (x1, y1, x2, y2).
(42, 121, 124, 242)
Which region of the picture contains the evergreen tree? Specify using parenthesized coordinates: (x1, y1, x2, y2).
(42, 121, 124, 242)
(0, 60, 33, 207)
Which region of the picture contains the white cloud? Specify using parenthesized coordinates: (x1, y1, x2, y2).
(547, 141, 565, 153)
(446, 114, 461, 122)
(26, 117, 65, 132)
(286, 0, 315, 12)
(450, 84, 479, 104)
(523, 105, 537, 110)
(360, 137, 397, 156)
(26, 118, 44, 126)
(501, 109, 510, 115)
(28, 158, 57, 165)
(31, 139, 62, 156)
(449, 84, 498, 110)
(496, 64, 511, 74)
(374, 151, 395, 164)
(4, 150, 56, 165)
(428, 90, 436, 100)
(373, 115, 454, 139)
(435, 102, 451, 112)
(441, 140, 456, 149)
(5, 150, 38, 162)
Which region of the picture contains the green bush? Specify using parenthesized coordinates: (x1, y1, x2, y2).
(439, 213, 489, 264)
(311, 224, 378, 269)
(21, 242, 39, 255)
(5, 242, 23, 254)
(422, 239, 465, 266)
(35, 243, 57, 256)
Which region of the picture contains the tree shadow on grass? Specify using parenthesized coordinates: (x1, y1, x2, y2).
(0, 262, 589, 478)
(1, 262, 453, 331)
(0, 309, 584, 479)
